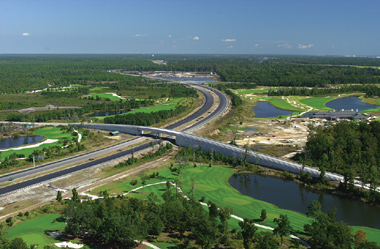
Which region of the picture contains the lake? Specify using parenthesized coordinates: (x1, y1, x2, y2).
(229, 174, 380, 229)
(0, 135, 45, 150)
(92, 111, 129, 117)
(252, 102, 293, 118)
(325, 96, 379, 112)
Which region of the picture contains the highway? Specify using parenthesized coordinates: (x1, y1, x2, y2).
(0, 84, 229, 196)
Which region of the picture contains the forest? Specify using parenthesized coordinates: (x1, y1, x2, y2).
(267, 84, 380, 97)
(1, 54, 380, 95)
(295, 121, 380, 204)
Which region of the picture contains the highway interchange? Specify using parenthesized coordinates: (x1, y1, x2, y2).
(0, 84, 229, 196)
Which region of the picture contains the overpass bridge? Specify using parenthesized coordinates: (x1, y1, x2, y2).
(74, 123, 343, 182)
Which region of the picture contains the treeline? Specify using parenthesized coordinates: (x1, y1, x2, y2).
(104, 105, 188, 126)
(267, 84, 380, 97)
(6, 99, 154, 122)
(224, 89, 243, 107)
(2, 54, 380, 94)
(217, 64, 379, 87)
(107, 82, 198, 99)
(210, 83, 256, 90)
(295, 121, 380, 204)
(41, 87, 90, 98)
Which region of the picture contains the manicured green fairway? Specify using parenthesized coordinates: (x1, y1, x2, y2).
(259, 97, 303, 112)
(90, 92, 122, 101)
(300, 97, 334, 111)
(93, 98, 184, 119)
(6, 214, 65, 247)
(0, 126, 73, 160)
(115, 165, 380, 244)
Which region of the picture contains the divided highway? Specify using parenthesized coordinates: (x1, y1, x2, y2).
(0, 84, 229, 196)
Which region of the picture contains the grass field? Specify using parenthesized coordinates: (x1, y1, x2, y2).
(0, 126, 73, 160)
(300, 97, 334, 111)
(100, 165, 380, 244)
(6, 214, 65, 247)
(259, 97, 303, 112)
(93, 98, 184, 120)
(237, 89, 269, 95)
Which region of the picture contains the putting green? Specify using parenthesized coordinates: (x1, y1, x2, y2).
(6, 214, 65, 247)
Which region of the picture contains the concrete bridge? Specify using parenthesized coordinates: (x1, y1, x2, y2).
(75, 123, 343, 182)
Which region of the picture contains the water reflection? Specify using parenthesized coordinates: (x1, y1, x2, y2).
(229, 174, 380, 229)
(252, 102, 293, 118)
(326, 96, 378, 112)
(0, 135, 44, 150)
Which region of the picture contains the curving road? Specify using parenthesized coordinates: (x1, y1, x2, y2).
(0, 84, 229, 196)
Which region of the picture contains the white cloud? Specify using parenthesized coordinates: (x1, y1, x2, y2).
(298, 44, 314, 49)
(226, 45, 233, 49)
(254, 43, 259, 48)
(134, 34, 148, 37)
(193, 36, 200, 40)
(168, 35, 172, 38)
(278, 43, 292, 49)
(22, 33, 30, 36)
(331, 43, 335, 49)
(222, 39, 236, 42)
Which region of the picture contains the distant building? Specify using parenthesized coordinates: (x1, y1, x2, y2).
(311, 109, 367, 121)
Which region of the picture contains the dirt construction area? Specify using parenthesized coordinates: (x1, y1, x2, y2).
(235, 118, 310, 149)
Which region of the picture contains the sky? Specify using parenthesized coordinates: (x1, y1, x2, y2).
(0, 0, 379, 55)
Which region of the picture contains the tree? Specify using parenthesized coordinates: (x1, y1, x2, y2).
(56, 191, 62, 202)
(304, 201, 353, 249)
(102, 190, 109, 198)
(71, 188, 80, 202)
(260, 209, 267, 221)
(354, 230, 368, 247)
(238, 218, 257, 249)
(190, 178, 196, 198)
(9, 237, 28, 249)
(255, 231, 278, 249)
(273, 214, 292, 245)
(218, 206, 232, 244)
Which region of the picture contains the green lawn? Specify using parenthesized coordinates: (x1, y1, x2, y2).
(94, 98, 184, 119)
(0, 126, 73, 160)
(259, 97, 303, 112)
(300, 97, 334, 111)
(6, 214, 65, 247)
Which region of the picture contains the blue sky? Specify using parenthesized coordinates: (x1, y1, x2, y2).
(0, 0, 379, 55)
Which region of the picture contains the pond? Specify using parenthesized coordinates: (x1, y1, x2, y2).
(92, 110, 129, 117)
(0, 135, 45, 150)
(325, 96, 379, 112)
(229, 174, 380, 229)
(252, 102, 293, 118)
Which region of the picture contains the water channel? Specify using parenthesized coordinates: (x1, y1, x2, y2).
(0, 135, 44, 150)
(229, 174, 380, 229)
(92, 110, 129, 117)
(252, 102, 293, 118)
